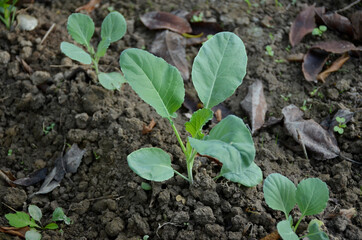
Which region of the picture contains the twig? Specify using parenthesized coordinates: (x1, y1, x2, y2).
(2, 202, 17, 213)
(335, 0, 361, 13)
(156, 222, 183, 238)
(50, 65, 73, 68)
(87, 194, 124, 201)
(40, 23, 56, 45)
(297, 130, 308, 160)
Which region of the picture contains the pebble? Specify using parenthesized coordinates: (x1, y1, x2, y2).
(75, 113, 89, 129)
(105, 217, 125, 237)
(17, 14, 38, 31)
(327, 88, 339, 100)
(30, 71, 51, 85)
(0, 51, 11, 64)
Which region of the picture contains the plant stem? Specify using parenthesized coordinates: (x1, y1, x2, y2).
(294, 216, 304, 232)
(169, 119, 187, 154)
(173, 170, 190, 182)
(186, 149, 198, 184)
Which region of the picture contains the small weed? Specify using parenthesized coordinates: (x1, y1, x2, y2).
(300, 100, 311, 111)
(43, 123, 55, 135)
(190, 12, 203, 22)
(0, 0, 18, 30)
(269, 33, 274, 41)
(280, 94, 291, 102)
(245, 0, 252, 8)
(275, 0, 283, 7)
(275, 59, 285, 63)
(141, 182, 152, 191)
(7, 149, 12, 156)
(285, 45, 291, 52)
(93, 151, 101, 160)
(265, 45, 274, 57)
(333, 117, 346, 134)
(312, 25, 327, 37)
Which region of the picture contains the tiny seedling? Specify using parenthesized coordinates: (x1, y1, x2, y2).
(333, 117, 346, 134)
(310, 88, 324, 99)
(5, 205, 71, 240)
(285, 45, 291, 52)
(43, 123, 55, 135)
(245, 0, 252, 8)
(263, 173, 329, 240)
(190, 12, 203, 22)
(93, 151, 101, 160)
(0, 0, 18, 30)
(275, 0, 283, 7)
(61, 12, 127, 90)
(120, 32, 262, 186)
(300, 100, 311, 111)
(280, 94, 291, 102)
(7, 149, 12, 156)
(141, 182, 152, 191)
(265, 45, 274, 57)
(312, 25, 327, 37)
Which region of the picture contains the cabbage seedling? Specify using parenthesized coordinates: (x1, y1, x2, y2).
(120, 32, 262, 186)
(333, 117, 346, 134)
(263, 173, 329, 240)
(61, 12, 127, 90)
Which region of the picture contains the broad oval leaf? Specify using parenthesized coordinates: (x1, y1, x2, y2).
(263, 173, 297, 217)
(96, 38, 111, 58)
(44, 222, 59, 230)
(277, 220, 299, 240)
(67, 13, 94, 47)
(98, 72, 126, 90)
(101, 11, 127, 43)
(28, 205, 42, 222)
(296, 178, 329, 216)
(25, 229, 42, 240)
(60, 42, 92, 64)
(192, 32, 247, 109)
(127, 148, 174, 182)
(120, 48, 184, 118)
(308, 221, 329, 240)
(185, 108, 213, 139)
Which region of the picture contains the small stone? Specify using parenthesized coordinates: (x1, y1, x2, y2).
(193, 206, 216, 224)
(201, 190, 220, 206)
(205, 224, 224, 237)
(172, 211, 190, 224)
(61, 57, 73, 66)
(327, 88, 339, 100)
(75, 113, 89, 129)
(3, 188, 27, 209)
(0, 51, 11, 64)
(236, 16, 250, 26)
(7, 61, 19, 77)
(20, 46, 32, 59)
(34, 159, 46, 169)
(17, 14, 38, 31)
(106, 217, 125, 237)
(30, 71, 51, 85)
(70, 200, 90, 214)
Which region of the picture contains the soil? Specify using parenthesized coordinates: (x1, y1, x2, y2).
(0, 0, 361, 239)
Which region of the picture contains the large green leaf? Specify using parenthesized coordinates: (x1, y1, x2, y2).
(120, 48, 184, 118)
(67, 13, 94, 47)
(98, 72, 126, 90)
(25, 229, 41, 240)
(263, 173, 297, 217)
(296, 178, 329, 216)
(28, 205, 42, 222)
(127, 148, 174, 182)
(192, 32, 247, 109)
(5, 212, 40, 228)
(308, 221, 329, 240)
(277, 219, 299, 240)
(185, 108, 213, 139)
(101, 11, 127, 43)
(60, 42, 92, 64)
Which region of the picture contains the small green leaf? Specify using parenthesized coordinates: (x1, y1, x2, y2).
(185, 108, 213, 139)
(52, 207, 71, 225)
(60, 42, 92, 64)
(296, 178, 329, 216)
(96, 38, 111, 58)
(127, 148, 174, 182)
(335, 117, 343, 123)
(263, 173, 297, 217)
(25, 229, 42, 240)
(44, 222, 59, 230)
(67, 13, 94, 47)
(192, 32, 247, 109)
(141, 182, 152, 191)
(319, 25, 327, 32)
(277, 220, 299, 240)
(5, 212, 40, 228)
(98, 72, 126, 90)
(28, 205, 42, 222)
(307, 221, 329, 240)
(120, 48, 184, 119)
(101, 11, 127, 43)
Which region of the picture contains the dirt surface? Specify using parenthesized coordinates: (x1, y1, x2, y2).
(0, 0, 361, 239)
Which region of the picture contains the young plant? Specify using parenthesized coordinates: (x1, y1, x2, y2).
(333, 117, 346, 134)
(5, 205, 71, 240)
(265, 45, 274, 57)
(0, 0, 17, 30)
(120, 32, 262, 186)
(61, 12, 127, 90)
(312, 25, 327, 37)
(264, 173, 329, 240)
(190, 12, 203, 22)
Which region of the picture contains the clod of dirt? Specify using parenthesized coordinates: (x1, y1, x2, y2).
(282, 105, 340, 160)
(289, 5, 316, 47)
(0, 51, 10, 64)
(193, 206, 216, 224)
(3, 188, 27, 209)
(30, 71, 51, 85)
(140, 11, 192, 34)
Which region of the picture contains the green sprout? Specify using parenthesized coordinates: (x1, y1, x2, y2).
(312, 25, 327, 37)
(120, 32, 262, 187)
(264, 173, 329, 240)
(190, 12, 203, 22)
(7, 149, 12, 156)
(43, 123, 55, 135)
(141, 182, 152, 191)
(0, 0, 18, 30)
(245, 0, 252, 8)
(280, 94, 291, 102)
(300, 100, 311, 111)
(275, 0, 283, 7)
(5, 205, 71, 240)
(265, 45, 274, 57)
(285, 45, 291, 52)
(93, 151, 101, 160)
(61, 12, 127, 90)
(333, 117, 346, 134)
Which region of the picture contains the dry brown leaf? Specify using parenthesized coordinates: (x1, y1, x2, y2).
(320, 12, 353, 37)
(0, 226, 29, 238)
(287, 53, 305, 62)
(142, 119, 156, 135)
(289, 5, 316, 47)
(317, 53, 350, 82)
(240, 80, 267, 134)
(325, 208, 357, 220)
(150, 30, 189, 80)
(351, 11, 362, 41)
(215, 109, 222, 122)
(75, 0, 101, 13)
(140, 11, 192, 34)
(260, 231, 280, 240)
(312, 40, 358, 54)
(0, 170, 16, 187)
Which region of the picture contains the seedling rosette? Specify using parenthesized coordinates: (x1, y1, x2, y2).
(120, 32, 262, 186)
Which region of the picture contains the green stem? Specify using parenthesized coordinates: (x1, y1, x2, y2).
(186, 149, 197, 184)
(169, 119, 186, 154)
(294, 215, 304, 232)
(173, 170, 189, 182)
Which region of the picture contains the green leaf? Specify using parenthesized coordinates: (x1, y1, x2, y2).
(192, 32, 247, 109)
(98, 72, 126, 90)
(101, 11, 127, 43)
(96, 38, 111, 58)
(67, 13, 94, 47)
(25, 229, 42, 240)
(127, 148, 174, 182)
(141, 182, 152, 191)
(44, 222, 59, 230)
(60, 42, 92, 64)
(296, 178, 329, 216)
(263, 173, 297, 217)
(277, 220, 299, 240)
(28, 205, 42, 222)
(120, 48, 184, 118)
(52, 207, 71, 225)
(185, 108, 213, 139)
(5, 212, 40, 228)
(308, 221, 329, 240)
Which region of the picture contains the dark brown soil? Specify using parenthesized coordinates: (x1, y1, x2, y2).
(0, 0, 361, 239)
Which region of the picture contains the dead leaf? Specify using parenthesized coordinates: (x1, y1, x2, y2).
(317, 53, 350, 82)
(13, 168, 48, 187)
(140, 11, 192, 34)
(16, 56, 33, 74)
(286, 53, 305, 62)
(319, 12, 353, 37)
(312, 40, 358, 54)
(142, 119, 156, 135)
(240, 80, 267, 134)
(215, 109, 222, 122)
(351, 11, 362, 41)
(150, 30, 189, 80)
(282, 105, 340, 160)
(261, 230, 280, 240)
(175, 195, 186, 205)
(186, 22, 223, 46)
(0, 226, 29, 238)
(263, 116, 283, 128)
(75, 0, 101, 13)
(0, 170, 16, 187)
(325, 208, 357, 220)
(289, 5, 316, 47)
